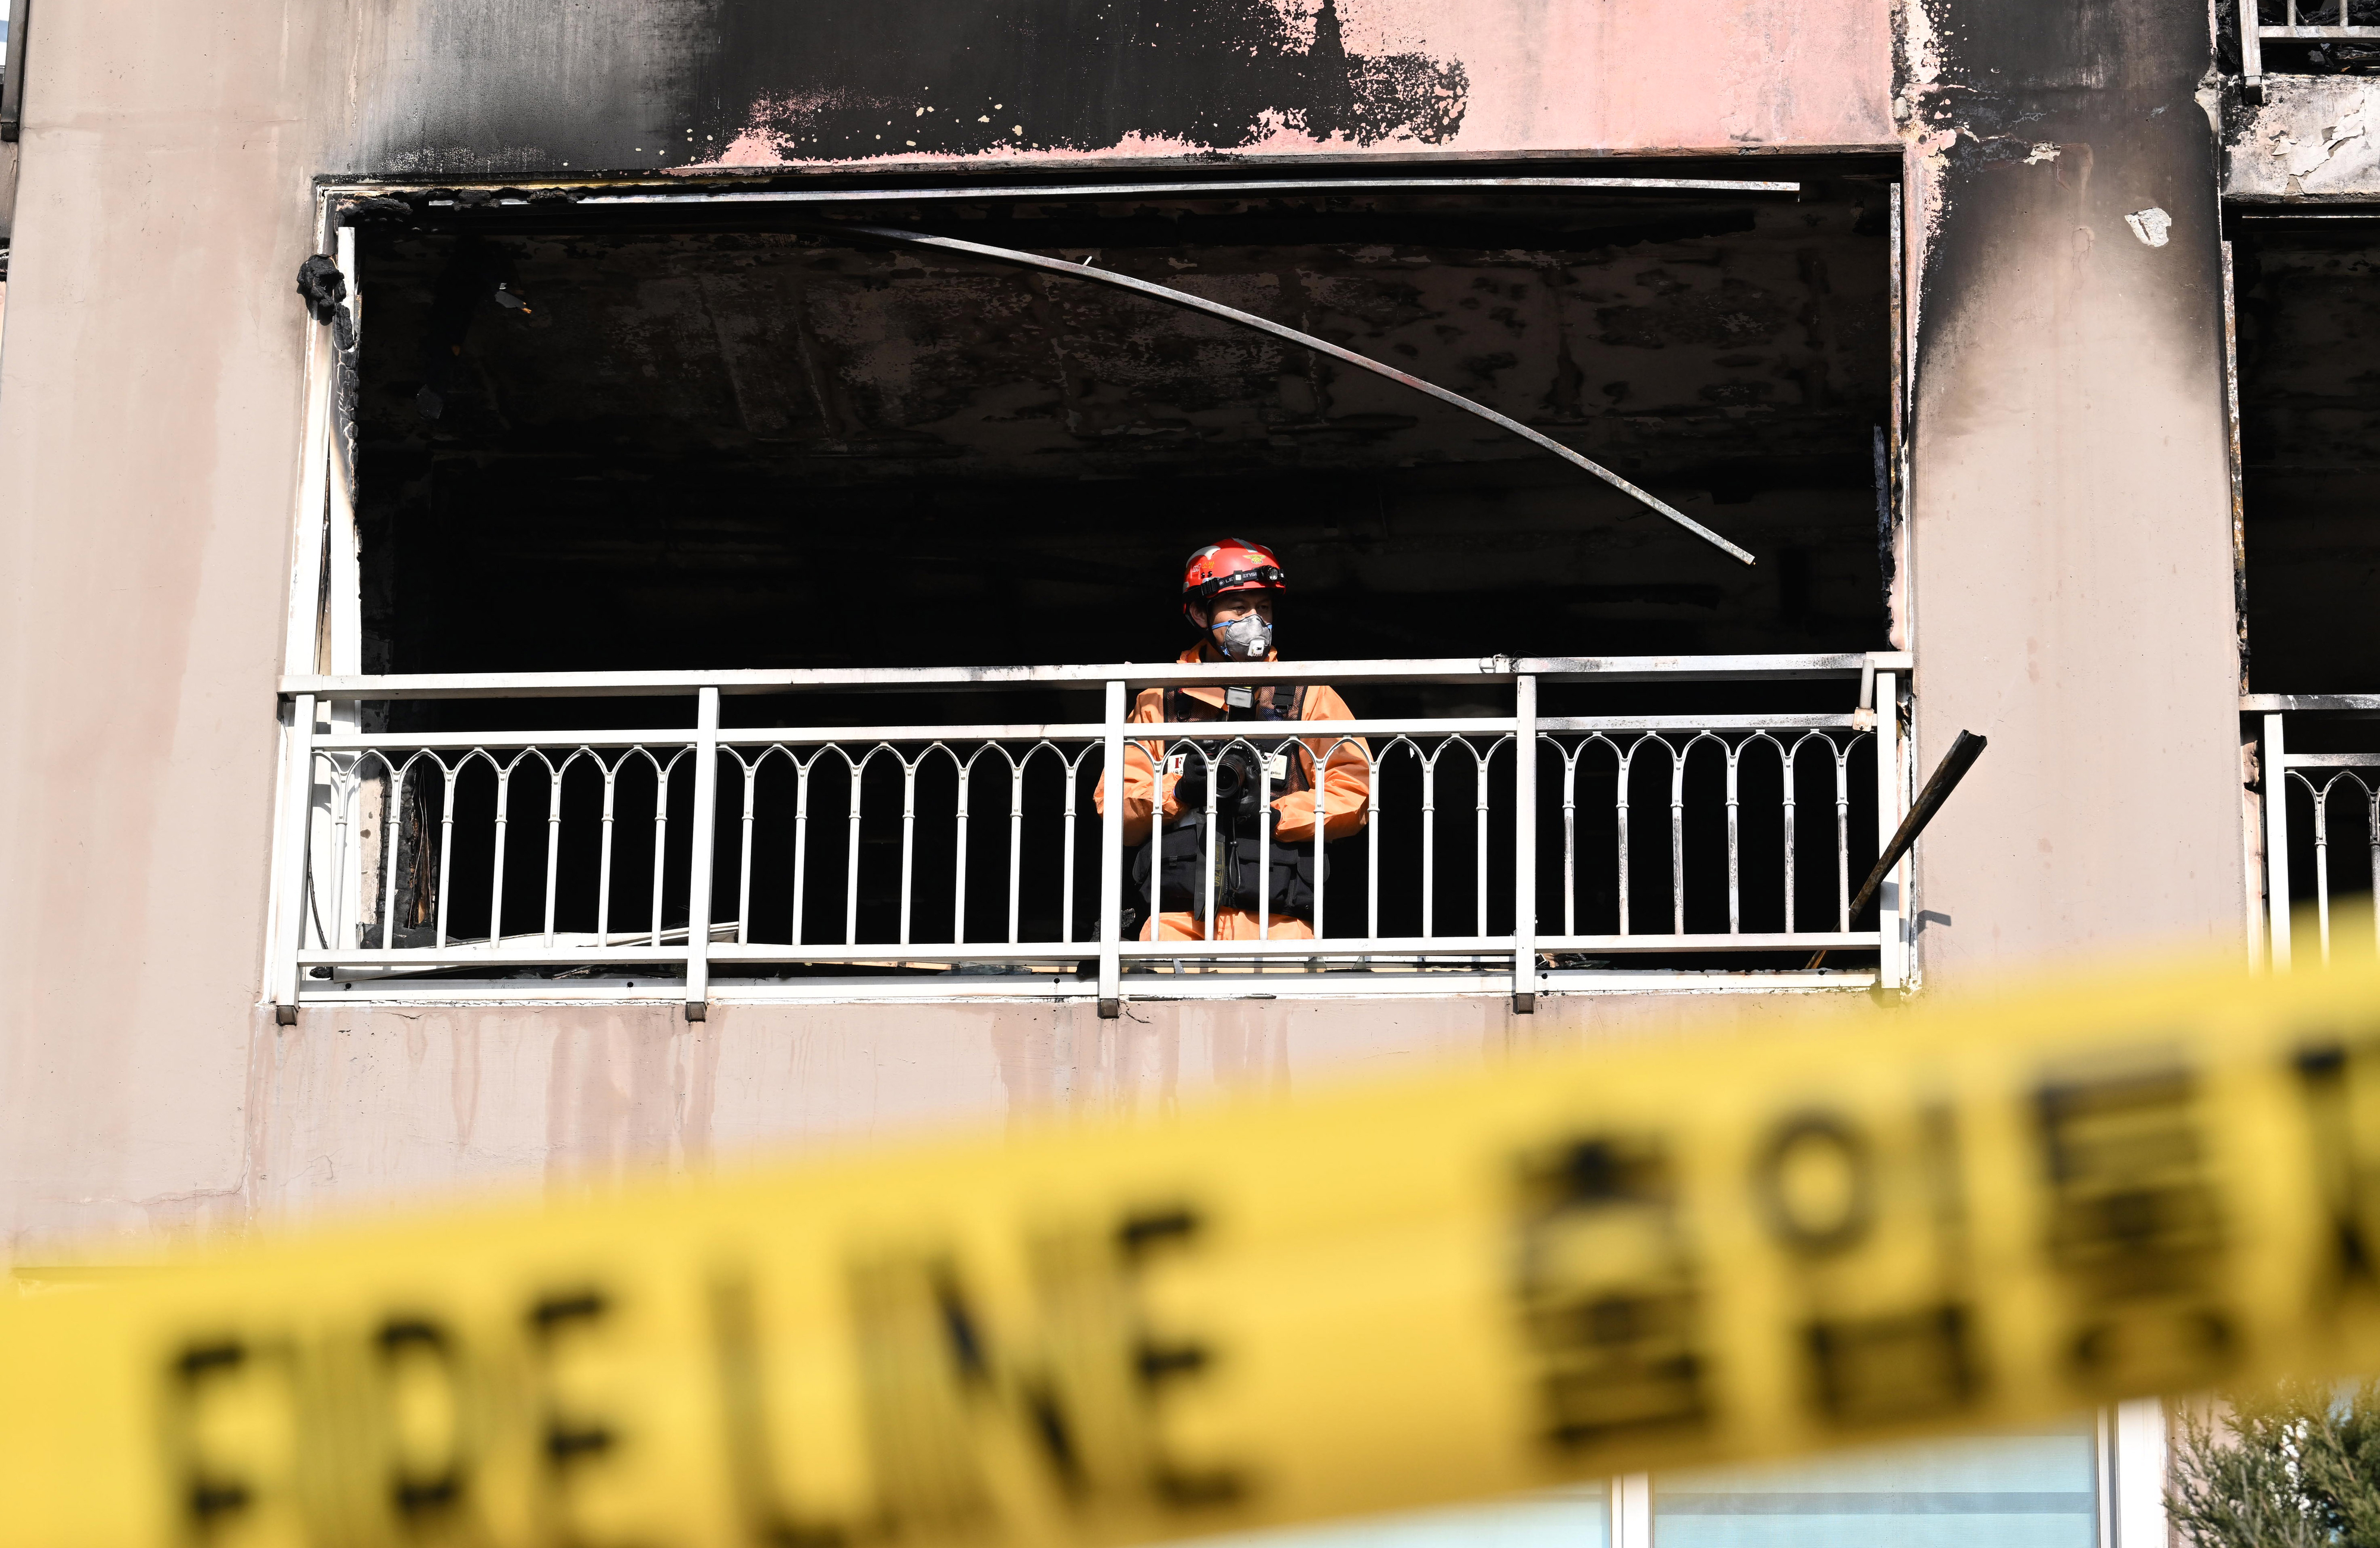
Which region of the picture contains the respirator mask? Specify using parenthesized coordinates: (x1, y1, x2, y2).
(1213, 614, 1274, 662)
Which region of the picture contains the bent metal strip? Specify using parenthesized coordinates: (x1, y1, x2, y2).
(10, 953, 2380, 1547)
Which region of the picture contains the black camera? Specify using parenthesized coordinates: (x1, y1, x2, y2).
(1211, 746, 1259, 805)
(1176, 746, 1266, 826)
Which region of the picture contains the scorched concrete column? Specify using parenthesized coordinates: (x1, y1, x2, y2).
(1904, 0, 2243, 975)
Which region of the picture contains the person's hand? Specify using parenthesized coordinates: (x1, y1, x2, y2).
(1170, 757, 1209, 814)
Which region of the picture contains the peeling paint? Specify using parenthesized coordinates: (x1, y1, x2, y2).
(2227, 77, 2380, 196)
(1891, 0, 1954, 362)
(2125, 206, 2174, 246)
(2276, 98, 2367, 175)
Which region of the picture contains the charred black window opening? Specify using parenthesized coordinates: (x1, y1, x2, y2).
(342, 173, 1898, 978)
(355, 178, 1894, 688)
(0, 0, 29, 144)
(2239, 0, 2380, 76)
(2234, 211, 2380, 928)
(2233, 215, 2380, 693)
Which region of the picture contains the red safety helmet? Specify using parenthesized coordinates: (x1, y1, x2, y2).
(1180, 539, 1287, 624)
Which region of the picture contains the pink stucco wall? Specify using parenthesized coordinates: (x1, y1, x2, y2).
(690, 0, 1897, 171)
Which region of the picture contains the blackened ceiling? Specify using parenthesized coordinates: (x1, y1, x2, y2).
(354, 185, 1894, 676)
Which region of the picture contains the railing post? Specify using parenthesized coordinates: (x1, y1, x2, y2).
(1512, 674, 1537, 1014)
(272, 693, 317, 1024)
(2240, 734, 2267, 975)
(1099, 679, 1127, 1018)
(684, 686, 721, 1021)
(1875, 672, 1906, 990)
(2241, 2, 2265, 102)
(2265, 712, 2293, 971)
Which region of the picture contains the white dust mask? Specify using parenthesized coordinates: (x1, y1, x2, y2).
(1214, 614, 1274, 662)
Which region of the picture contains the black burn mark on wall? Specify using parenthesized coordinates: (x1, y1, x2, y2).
(1908, 0, 2224, 392)
(693, 0, 1467, 158)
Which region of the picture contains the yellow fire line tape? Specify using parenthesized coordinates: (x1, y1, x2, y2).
(10, 949, 2380, 1548)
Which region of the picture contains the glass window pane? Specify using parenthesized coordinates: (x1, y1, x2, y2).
(1653, 1424, 2097, 1548)
(1190, 1485, 1611, 1548)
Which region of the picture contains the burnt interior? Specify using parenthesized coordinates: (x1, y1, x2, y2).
(2234, 215, 2380, 693)
(355, 179, 1895, 683)
(2234, 214, 2380, 913)
(2240, 0, 2380, 74)
(340, 174, 1897, 974)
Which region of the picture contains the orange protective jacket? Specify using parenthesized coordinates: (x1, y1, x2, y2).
(1093, 647, 1371, 848)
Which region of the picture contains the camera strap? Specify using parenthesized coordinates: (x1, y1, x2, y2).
(1164, 685, 1313, 795)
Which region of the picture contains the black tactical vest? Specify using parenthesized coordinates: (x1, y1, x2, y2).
(1127, 684, 1323, 928)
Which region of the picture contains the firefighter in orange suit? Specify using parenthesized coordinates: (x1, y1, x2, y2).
(1094, 540, 1371, 940)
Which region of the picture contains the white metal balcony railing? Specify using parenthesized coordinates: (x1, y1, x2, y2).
(2250, 695, 2380, 966)
(268, 654, 1916, 1018)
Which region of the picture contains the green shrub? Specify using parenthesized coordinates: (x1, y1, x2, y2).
(2171, 1381, 2380, 1548)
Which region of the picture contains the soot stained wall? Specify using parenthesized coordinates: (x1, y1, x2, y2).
(1906, 0, 2247, 970)
(701, 0, 1466, 160)
(355, 0, 1896, 177)
(365, 0, 1463, 176)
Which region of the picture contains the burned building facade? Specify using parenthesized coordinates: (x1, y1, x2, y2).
(0, 0, 2361, 1538)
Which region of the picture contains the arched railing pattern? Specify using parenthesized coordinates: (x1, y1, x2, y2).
(276, 656, 1910, 1012)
